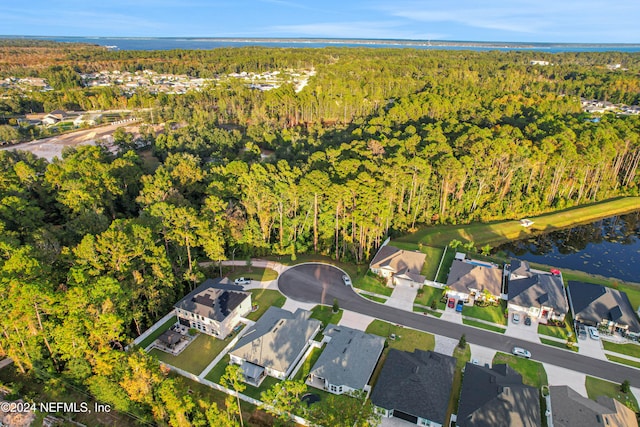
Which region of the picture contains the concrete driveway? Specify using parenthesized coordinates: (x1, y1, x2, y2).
(578, 336, 606, 360)
(384, 285, 418, 311)
(338, 310, 375, 331)
(505, 313, 540, 343)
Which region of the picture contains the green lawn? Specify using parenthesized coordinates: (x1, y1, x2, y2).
(606, 354, 640, 369)
(204, 354, 230, 383)
(462, 318, 506, 333)
(365, 320, 435, 353)
(448, 343, 472, 417)
(361, 294, 388, 303)
(137, 315, 177, 349)
(293, 346, 324, 381)
(394, 197, 640, 248)
(353, 272, 393, 296)
(463, 302, 507, 325)
(310, 305, 344, 327)
(414, 285, 446, 309)
(540, 337, 578, 352)
(223, 266, 279, 282)
(435, 248, 456, 283)
(149, 333, 232, 375)
(242, 375, 282, 400)
(602, 341, 640, 358)
(246, 289, 286, 321)
(537, 316, 575, 342)
(492, 352, 548, 388)
(413, 305, 443, 318)
(585, 376, 639, 413)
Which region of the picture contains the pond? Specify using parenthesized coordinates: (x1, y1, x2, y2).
(497, 210, 640, 282)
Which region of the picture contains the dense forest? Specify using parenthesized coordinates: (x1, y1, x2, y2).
(1, 41, 640, 425)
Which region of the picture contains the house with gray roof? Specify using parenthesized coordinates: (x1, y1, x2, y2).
(229, 307, 321, 386)
(369, 244, 426, 287)
(307, 324, 384, 395)
(508, 261, 568, 322)
(446, 259, 503, 302)
(457, 363, 540, 427)
(567, 281, 640, 336)
(549, 385, 638, 427)
(175, 278, 251, 339)
(370, 349, 455, 426)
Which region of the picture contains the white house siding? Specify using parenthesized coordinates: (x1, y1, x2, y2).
(418, 417, 441, 427)
(394, 277, 420, 288)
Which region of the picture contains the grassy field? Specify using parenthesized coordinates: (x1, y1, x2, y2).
(137, 315, 177, 349)
(223, 266, 279, 282)
(246, 289, 286, 321)
(602, 341, 640, 358)
(310, 305, 343, 327)
(493, 352, 548, 388)
(585, 376, 639, 412)
(360, 294, 388, 303)
(204, 354, 230, 383)
(463, 302, 507, 325)
(394, 197, 640, 248)
(462, 318, 506, 333)
(414, 285, 446, 309)
(606, 354, 640, 368)
(150, 333, 231, 375)
(353, 272, 393, 296)
(293, 346, 324, 381)
(264, 253, 360, 278)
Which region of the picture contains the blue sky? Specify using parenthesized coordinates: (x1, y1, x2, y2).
(2, 1, 640, 43)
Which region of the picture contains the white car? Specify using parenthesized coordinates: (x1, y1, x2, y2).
(234, 277, 251, 285)
(512, 347, 531, 359)
(512, 313, 520, 324)
(588, 326, 600, 340)
(342, 275, 352, 286)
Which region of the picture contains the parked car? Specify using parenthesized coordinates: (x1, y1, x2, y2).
(448, 298, 455, 309)
(524, 316, 531, 326)
(234, 277, 251, 285)
(342, 275, 352, 286)
(512, 313, 520, 324)
(578, 324, 587, 340)
(456, 300, 464, 313)
(512, 347, 531, 359)
(588, 326, 600, 340)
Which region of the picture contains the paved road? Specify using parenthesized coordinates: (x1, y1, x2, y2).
(278, 263, 640, 387)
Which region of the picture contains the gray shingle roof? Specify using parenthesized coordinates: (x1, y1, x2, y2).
(370, 349, 455, 424)
(457, 364, 540, 427)
(509, 274, 568, 315)
(549, 385, 638, 427)
(175, 278, 250, 322)
(446, 260, 503, 296)
(309, 324, 384, 391)
(231, 307, 321, 374)
(567, 281, 640, 333)
(370, 245, 426, 278)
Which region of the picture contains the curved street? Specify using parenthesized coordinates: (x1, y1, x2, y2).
(278, 263, 640, 387)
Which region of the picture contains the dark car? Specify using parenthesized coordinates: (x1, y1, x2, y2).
(524, 316, 531, 326)
(448, 298, 455, 309)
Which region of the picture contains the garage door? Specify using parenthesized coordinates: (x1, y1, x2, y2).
(393, 409, 418, 424)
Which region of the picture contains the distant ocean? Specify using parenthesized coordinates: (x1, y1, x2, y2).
(6, 36, 640, 53)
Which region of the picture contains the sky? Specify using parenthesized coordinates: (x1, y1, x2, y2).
(2, 0, 640, 43)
